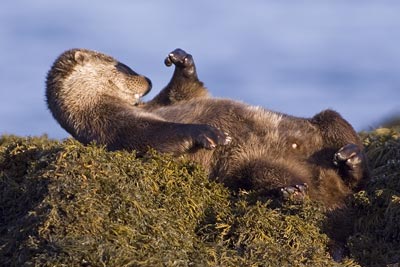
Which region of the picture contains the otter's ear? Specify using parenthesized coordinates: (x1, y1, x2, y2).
(74, 50, 87, 64)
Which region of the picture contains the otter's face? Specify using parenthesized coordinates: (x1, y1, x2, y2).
(73, 49, 152, 105)
(112, 62, 152, 105)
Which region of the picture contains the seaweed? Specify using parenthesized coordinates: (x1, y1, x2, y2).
(0, 129, 399, 266)
(347, 128, 400, 267)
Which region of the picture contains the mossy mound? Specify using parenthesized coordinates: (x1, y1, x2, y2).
(0, 129, 399, 266)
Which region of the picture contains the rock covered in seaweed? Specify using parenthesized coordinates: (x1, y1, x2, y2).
(0, 129, 399, 266)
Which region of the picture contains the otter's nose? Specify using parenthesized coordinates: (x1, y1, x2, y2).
(143, 77, 152, 96)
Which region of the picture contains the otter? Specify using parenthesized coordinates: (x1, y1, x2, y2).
(46, 49, 231, 154)
(46, 48, 369, 211)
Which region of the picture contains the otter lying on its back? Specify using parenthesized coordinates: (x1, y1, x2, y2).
(46, 48, 369, 211)
(46, 48, 371, 258)
(46, 49, 230, 154)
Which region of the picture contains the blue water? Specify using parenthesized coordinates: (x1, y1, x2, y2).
(1, 0, 399, 139)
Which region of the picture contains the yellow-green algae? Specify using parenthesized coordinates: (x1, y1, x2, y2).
(0, 129, 399, 266)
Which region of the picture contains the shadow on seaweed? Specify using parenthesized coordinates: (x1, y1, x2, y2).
(0, 141, 61, 265)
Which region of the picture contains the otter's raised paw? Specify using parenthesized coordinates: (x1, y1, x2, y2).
(333, 144, 363, 170)
(281, 183, 308, 201)
(194, 125, 231, 150)
(165, 48, 193, 67)
(165, 48, 196, 77)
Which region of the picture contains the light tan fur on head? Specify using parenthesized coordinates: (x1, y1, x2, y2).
(46, 49, 152, 142)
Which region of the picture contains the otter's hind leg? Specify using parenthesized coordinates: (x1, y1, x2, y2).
(311, 109, 369, 188)
(220, 157, 313, 201)
(311, 109, 362, 147)
(147, 49, 209, 107)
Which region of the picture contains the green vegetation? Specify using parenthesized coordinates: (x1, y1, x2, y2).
(0, 129, 399, 266)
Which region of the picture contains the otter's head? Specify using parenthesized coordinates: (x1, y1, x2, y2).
(46, 48, 152, 141)
(47, 49, 152, 109)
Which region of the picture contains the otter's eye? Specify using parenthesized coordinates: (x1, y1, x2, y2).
(292, 143, 298, 149)
(116, 63, 138, 76)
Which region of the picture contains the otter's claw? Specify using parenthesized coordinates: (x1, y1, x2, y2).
(333, 144, 362, 170)
(281, 183, 308, 201)
(195, 126, 231, 150)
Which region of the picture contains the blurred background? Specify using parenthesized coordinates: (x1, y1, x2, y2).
(1, 0, 399, 139)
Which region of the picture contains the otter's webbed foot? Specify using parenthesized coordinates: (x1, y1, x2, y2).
(333, 144, 362, 169)
(192, 124, 231, 150)
(280, 183, 308, 201)
(165, 48, 197, 78)
(333, 144, 367, 186)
